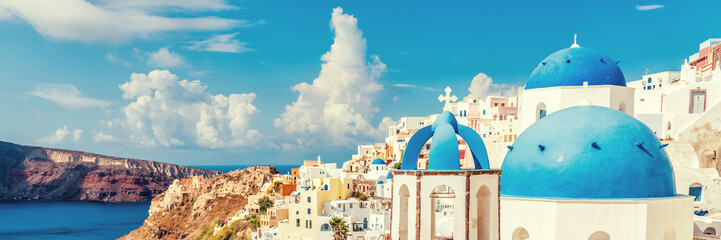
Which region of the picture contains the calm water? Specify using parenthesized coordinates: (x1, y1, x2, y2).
(0, 165, 297, 239)
(0, 201, 150, 240)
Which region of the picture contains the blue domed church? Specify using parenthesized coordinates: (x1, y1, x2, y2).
(497, 37, 693, 240)
(517, 37, 636, 133)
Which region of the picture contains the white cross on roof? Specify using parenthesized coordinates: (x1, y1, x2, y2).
(438, 86, 457, 105)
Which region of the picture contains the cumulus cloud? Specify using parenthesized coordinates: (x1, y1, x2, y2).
(30, 84, 111, 109)
(0, 0, 248, 43)
(38, 126, 82, 144)
(92, 130, 119, 143)
(465, 73, 522, 101)
(117, 70, 260, 148)
(636, 4, 664, 11)
(148, 47, 185, 68)
(185, 32, 252, 53)
(275, 7, 391, 147)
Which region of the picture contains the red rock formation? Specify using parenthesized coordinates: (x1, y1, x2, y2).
(0, 141, 219, 202)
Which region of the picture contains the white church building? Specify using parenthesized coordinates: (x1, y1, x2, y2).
(391, 112, 501, 240)
(387, 38, 696, 240)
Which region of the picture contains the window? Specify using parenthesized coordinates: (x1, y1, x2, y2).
(347, 183, 350, 189)
(690, 183, 703, 201)
(690, 90, 707, 114)
(536, 102, 547, 121)
(296, 219, 300, 227)
(309, 220, 312, 229)
(477, 185, 491, 240)
(494, 103, 498, 107)
(588, 231, 610, 240)
(501, 103, 505, 107)
(305, 220, 308, 228)
(321, 224, 331, 231)
(512, 228, 530, 240)
(308, 208, 311, 214)
(482, 110, 485, 115)
(307, 197, 311, 202)
(664, 228, 675, 240)
(648, 77, 652, 83)
(398, 185, 410, 240)
(430, 185, 456, 238)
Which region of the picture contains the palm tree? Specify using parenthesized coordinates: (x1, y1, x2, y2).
(329, 216, 349, 240)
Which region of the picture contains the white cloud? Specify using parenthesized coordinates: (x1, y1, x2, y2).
(72, 129, 83, 142)
(465, 73, 522, 101)
(30, 84, 111, 109)
(636, 4, 664, 11)
(0, 0, 247, 43)
(92, 130, 119, 143)
(38, 126, 82, 144)
(185, 32, 252, 53)
(106, 52, 116, 61)
(117, 70, 260, 148)
(393, 83, 440, 91)
(98, 0, 236, 12)
(106, 52, 132, 66)
(189, 71, 211, 77)
(148, 47, 185, 68)
(275, 7, 391, 147)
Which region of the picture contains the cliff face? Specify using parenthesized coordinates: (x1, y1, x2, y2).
(121, 166, 277, 240)
(0, 141, 220, 202)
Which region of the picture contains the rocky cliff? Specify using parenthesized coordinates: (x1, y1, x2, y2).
(121, 166, 277, 240)
(0, 141, 220, 202)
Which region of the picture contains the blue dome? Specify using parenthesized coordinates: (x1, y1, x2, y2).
(400, 112, 490, 170)
(372, 158, 386, 165)
(526, 47, 626, 89)
(501, 106, 675, 199)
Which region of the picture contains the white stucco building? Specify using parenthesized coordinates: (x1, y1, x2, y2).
(627, 38, 721, 139)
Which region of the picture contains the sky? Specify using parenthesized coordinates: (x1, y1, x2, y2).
(0, 0, 719, 166)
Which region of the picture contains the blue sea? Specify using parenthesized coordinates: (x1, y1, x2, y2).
(0, 165, 298, 239)
(0, 201, 151, 240)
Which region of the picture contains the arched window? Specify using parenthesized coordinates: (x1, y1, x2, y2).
(536, 102, 547, 121)
(690, 183, 703, 201)
(399, 185, 410, 240)
(512, 227, 530, 240)
(477, 185, 491, 240)
(619, 102, 626, 113)
(704, 227, 717, 235)
(664, 228, 675, 240)
(321, 223, 331, 231)
(430, 185, 456, 238)
(588, 231, 610, 240)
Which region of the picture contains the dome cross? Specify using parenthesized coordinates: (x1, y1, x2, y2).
(571, 34, 580, 48)
(438, 86, 458, 105)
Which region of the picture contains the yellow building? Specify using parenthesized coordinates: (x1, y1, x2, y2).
(278, 177, 354, 240)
